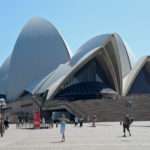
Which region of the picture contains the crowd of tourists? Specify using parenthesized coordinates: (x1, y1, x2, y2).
(56, 113, 134, 142)
(0, 111, 134, 141)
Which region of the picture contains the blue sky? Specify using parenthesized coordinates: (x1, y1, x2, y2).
(0, 0, 150, 66)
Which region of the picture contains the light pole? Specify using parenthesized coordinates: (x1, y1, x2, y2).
(0, 98, 6, 137)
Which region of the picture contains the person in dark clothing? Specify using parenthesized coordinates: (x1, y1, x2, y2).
(4, 119, 9, 129)
(122, 114, 133, 137)
(79, 117, 84, 127)
(0, 114, 4, 137)
(92, 114, 97, 127)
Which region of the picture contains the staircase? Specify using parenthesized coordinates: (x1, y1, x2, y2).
(44, 95, 150, 122)
(44, 98, 128, 121)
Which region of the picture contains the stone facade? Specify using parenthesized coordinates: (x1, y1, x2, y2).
(5, 95, 40, 123)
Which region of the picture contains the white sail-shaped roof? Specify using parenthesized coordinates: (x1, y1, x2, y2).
(0, 56, 11, 95)
(123, 56, 149, 95)
(33, 33, 132, 99)
(0, 17, 70, 100)
(0, 19, 138, 100)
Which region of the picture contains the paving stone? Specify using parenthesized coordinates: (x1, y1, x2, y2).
(0, 122, 150, 150)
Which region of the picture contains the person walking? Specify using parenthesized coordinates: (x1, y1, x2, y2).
(4, 118, 9, 130)
(0, 113, 4, 137)
(79, 117, 84, 127)
(74, 116, 79, 127)
(122, 114, 133, 137)
(92, 114, 97, 127)
(59, 114, 68, 142)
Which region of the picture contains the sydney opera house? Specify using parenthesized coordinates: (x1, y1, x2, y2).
(0, 17, 150, 122)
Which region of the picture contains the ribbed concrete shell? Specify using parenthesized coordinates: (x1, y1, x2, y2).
(0, 56, 11, 95)
(0, 17, 71, 100)
(33, 33, 132, 100)
(123, 56, 150, 95)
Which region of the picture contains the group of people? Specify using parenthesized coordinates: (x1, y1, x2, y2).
(0, 112, 134, 140)
(58, 113, 134, 142)
(16, 116, 33, 128)
(74, 116, 84, 127)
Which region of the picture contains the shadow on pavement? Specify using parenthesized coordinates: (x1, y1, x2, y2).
(50, 140, 64, 144)
(88, 124, 113, 127)
(132, 125, 150, 128)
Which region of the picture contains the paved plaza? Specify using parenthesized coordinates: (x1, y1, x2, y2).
(1, 122, 150, 150)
